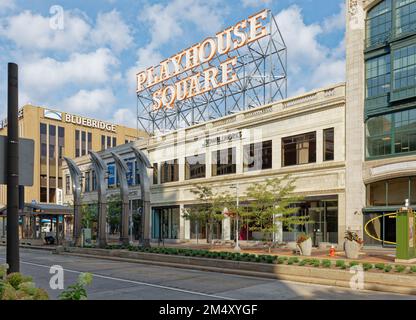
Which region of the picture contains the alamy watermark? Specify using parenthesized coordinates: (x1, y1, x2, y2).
(49, 5, 64, 30)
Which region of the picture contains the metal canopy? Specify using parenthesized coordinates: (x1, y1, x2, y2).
(137, 10, 287, 135)
(0, 203, 72, 216)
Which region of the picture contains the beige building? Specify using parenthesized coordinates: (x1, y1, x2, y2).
(63, 83, 346, 245)
(346, 0, 416, 247)
(0, 105, 147, 207)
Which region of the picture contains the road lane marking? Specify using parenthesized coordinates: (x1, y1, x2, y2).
(0, 257, 235, 300)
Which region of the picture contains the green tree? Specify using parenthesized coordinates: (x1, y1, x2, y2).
(182, 185, 235, 244)
(81, 202, 98, 229)
(107, 195, 121, 235)
(243, 175, 308, 252)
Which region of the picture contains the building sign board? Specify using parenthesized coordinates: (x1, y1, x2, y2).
(0, 137, 34, 186)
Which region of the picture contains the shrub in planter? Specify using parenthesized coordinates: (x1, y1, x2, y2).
(321, 259, 331, 268)
(375, 263, 385, 270)
(362, 263, 373, 271)
(394, 265, 406, 273)
(299, 259, 310, 266)
(384, 265, 393, 273)
(344, 231, 364, 259)
(296, 234, 312, 256)
(277, 257, 286, 264)
(410, 266, 416, 273)
(335, 260, 346, 269)
(349, 261, 359, 268)
(311, 259, 320, 267)
(287, 257, 299, 265)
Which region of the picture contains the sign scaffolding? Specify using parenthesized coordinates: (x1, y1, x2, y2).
(136, 9, 287, 135)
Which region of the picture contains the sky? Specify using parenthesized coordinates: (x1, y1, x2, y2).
(0, 0, 346, 128)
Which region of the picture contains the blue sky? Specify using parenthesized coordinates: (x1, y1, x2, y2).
(0, 0, 345, 127)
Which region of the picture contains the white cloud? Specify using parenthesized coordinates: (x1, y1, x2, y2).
(63, 88, 116, 114)
(0, 0, 16, 12)
(241, 0, 271, 8)
(274, 5, 345, 93)
(90, 10, 133, 53)
(322, 3, 346, 33)
(20, 48, 118, 96)
(0, 9, 133, 53)
(112, 108, 137, 128)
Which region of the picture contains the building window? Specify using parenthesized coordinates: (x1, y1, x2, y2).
(323, 128, 335, 161)
(185, 154, 206, 180)
(243, 140, 272, 172)
(92, 170, 97, 191)
(282, 132, 316, 167)
(81, 131, 86, 156)
(87, 132, 92, 152)
(75, 130, 80, 157)
(160, 159, 179, 183)
(85, 171, 90, 192)
(395, 0, 416, 36)
(393, 44, 416, 90)
(153, 163, 158, 184)
(108, 163, 116, 188)
(107, 136, 111, 149)
(101, 135, 105, 151)
(58, 127, 65, 161)
(152, 206, 180, 239)
(49, 125, 56, 160)
(365, 54, 391, 98)
(127, 161, 134, 186)
(135, 161, 141, 185)
(40, 187, 47, 203)
(65, 175, 71, 195)
(212, 147, 236, 176)
(366, 109, 416, 157)
(112, 137, 117, 148)
(366, 0, 392, 48)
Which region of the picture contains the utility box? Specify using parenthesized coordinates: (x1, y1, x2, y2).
(396, 208, 416, 263)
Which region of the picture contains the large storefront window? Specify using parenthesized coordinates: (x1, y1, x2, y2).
(185, 154, 206, 180)
(366, 0, 392, 48)
(160, 159, 179, 183)
(393, 44, 416, 90)
(243, 140, 272, 172)
(282, 132, 316, 167)
(395, 0, 416, 36)
(151, 206, 180, 240)
(366, 109, 416, 157)
(365, 54, 391, 98)
(367, 177, 415, 207)
(184, 204, 222, 241)
(212, 147, 236, 176)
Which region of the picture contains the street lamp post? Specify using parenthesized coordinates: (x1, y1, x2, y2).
(230, 183, 240, 252)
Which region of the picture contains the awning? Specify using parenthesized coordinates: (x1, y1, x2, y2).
(0, 203, 73, 216)
(362, 206, 416, 213)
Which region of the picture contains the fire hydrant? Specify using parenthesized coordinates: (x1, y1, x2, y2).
(329, 246, 335, 257)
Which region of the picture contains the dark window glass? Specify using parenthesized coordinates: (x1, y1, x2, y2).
(411, 177, 416, 205)
(394, 108, 416, 154)
(85, 171, 90, 192)
(65, 175, 71, 195)
(365, 54, 391, 98)
(160, 159, 179, 183)
(92, 170, 97, 191)
(185, 154, 206, 180)
(366, 114, 392, 157)
(49, 188, 56, 203)
(324, 128, 335, 161)
(153, 163, 158, 184)
(58, 127, 64, 161)
(127, 161, 134, 186)
(212, 147, 236, 176)
(113, 137, 117, 147)
(282, 132, 316, 167)
(388, 177, 409, 205)
(368, 180, 387, 206)
(87, 132, 92, 152)
(108, 163, 116, 188)
(101, 135, 106, 151)
(40, 187, 47, 203)
(81, 131, 86, 156)
(393, 44, 416, 90)
(75, 130, 80, 157)
(396, 0, 416, 35)
(135, 161, 141, 185)
(243, 140, 272, 172)
(107, 136, 111, 149)
(49, 125, 56, 160)
(366, 0, 392, 48)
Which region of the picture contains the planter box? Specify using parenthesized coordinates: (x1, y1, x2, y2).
(61, 247, 416, 295)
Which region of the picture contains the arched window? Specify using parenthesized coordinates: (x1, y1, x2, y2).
(366, 0, 392, 48)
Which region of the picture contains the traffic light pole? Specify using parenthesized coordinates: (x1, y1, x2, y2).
(7, 62, 20, 273)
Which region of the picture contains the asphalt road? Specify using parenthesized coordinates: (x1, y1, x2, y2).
(0, 247, 414, 300)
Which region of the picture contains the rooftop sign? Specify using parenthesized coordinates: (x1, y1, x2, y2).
(136, 9, 287, 134)
(137, 10, 269, 111)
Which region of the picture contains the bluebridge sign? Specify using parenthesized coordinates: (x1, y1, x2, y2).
(136, 9, 287, 134)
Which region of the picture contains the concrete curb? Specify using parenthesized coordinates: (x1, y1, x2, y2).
(60, 247, 416, 296)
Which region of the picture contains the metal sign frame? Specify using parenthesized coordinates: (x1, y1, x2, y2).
(137, 10, 287, 135)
